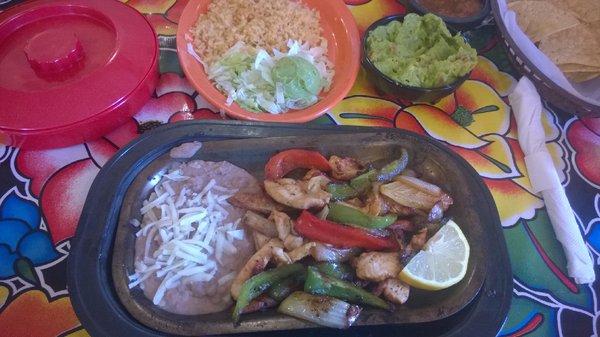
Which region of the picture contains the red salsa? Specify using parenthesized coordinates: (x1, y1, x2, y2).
(418, 0, 483, 18)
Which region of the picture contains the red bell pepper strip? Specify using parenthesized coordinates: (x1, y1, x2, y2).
(265, 149, 331, 180)
(294, 210, 399, 251)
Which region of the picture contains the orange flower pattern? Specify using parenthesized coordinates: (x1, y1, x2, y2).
(0, 290, 79, 337)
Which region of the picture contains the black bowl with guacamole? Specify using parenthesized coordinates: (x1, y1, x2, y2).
(405, 0, 491, 31)
(362, 13, 477, 103)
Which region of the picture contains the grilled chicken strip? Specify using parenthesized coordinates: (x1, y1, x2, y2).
(242, 211, 278, 237)
(269, 210, 292, 241)
(364, 183, 388, 216)
(374, 278, 410, 305)
(306, 175, 330, 194)
(303, 169, 326, 180)
(264, 178, 331, 209)
(231, 239, 283, 299)
(328, 155, 363, 180)
(283, 234, 304, 251)
(272, 246, 292, 265)
(353, 252, 402, 282)
(401, 228, 428, 263)
(409, 228, 428, 251)
(252, 230, 271, 250)
(288, 242, 317, 262)
(228, 191, 286, 215)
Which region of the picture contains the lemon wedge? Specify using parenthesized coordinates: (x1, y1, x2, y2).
(399, 220, 470, 290)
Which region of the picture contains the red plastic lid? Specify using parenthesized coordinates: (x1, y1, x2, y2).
(0, 0, 158, 149)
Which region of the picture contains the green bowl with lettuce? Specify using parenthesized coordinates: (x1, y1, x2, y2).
(362, 13, 477, 102)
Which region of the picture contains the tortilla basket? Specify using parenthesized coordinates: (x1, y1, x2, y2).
(490, 0, 600, 117)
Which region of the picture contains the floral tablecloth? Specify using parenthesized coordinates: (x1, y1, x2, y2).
(1, 1, 599, 336)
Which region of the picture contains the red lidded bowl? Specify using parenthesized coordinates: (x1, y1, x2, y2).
(0, 0, 159, 149)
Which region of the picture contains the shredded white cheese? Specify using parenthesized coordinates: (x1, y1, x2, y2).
(128, 173, 243, 305)
(130, 219, 141, 228)
(163, 169, 189, 181)
(141, 193, 169, 214)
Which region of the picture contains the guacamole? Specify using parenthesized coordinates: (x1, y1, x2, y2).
(366, 13, 477, 88)
(272, 56, 322, 102)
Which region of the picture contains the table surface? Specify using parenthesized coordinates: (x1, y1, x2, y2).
(1, 1, 599, 336)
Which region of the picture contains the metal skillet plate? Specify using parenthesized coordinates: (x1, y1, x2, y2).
(68, 121, 510, 337)
(111, 132, 485, 335)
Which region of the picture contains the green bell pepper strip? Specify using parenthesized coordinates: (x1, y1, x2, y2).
(349, 169, 377, 193)
(327, 202, 397, 229)
(304, 267, 390, 310)
(233, 263, 305, 323)
(348, 149, 410, 194)
(327, 183, 359, 201)
(267, 269, 307, 302)
(375, 149, 409, 182)
(316, 262, 355, 282)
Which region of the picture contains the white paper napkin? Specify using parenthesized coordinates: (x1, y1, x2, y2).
(509, 77, 595, 284)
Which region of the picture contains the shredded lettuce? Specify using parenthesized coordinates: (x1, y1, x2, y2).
(204, 40, 334, 114)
